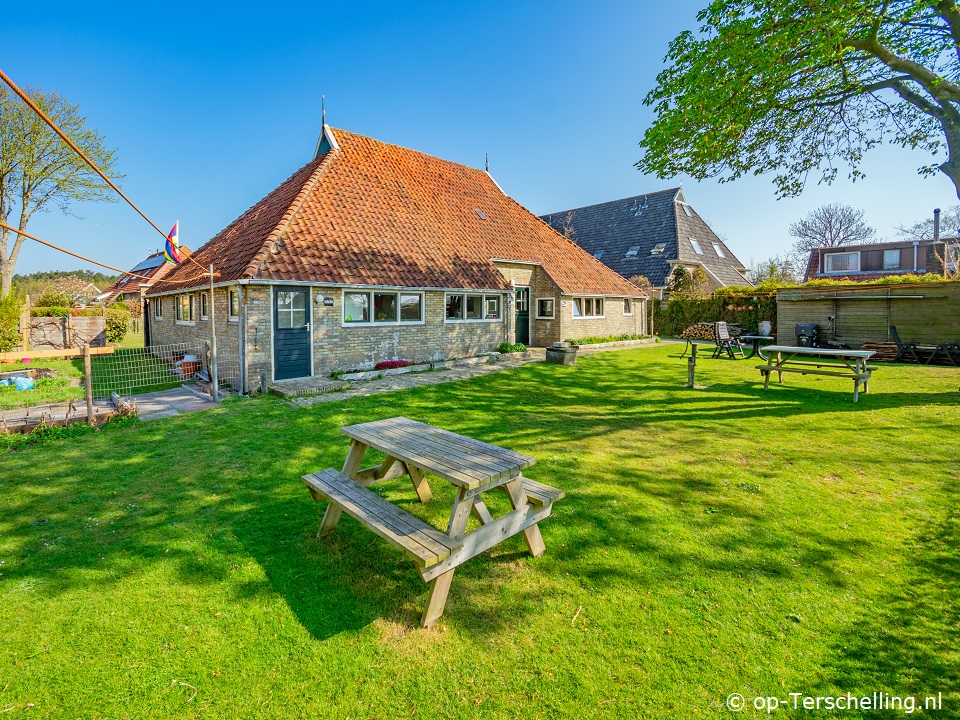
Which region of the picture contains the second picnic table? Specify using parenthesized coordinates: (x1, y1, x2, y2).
(302, 416, 564, 627)
(758, 345, 876, 403)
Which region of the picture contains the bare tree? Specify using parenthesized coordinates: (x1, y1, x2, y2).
(788, 204, 875, 266)
(0, 85, 121, 296)
(748, 254, 801, 285)
(896, 205, 960, 241)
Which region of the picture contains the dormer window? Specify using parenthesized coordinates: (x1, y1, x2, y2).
(626, 246, 640, 257)
(689, 238, 704, 255)
(650, 243, 666, 255)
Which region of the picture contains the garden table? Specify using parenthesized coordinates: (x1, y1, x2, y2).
(302, 416, 563, 626)
(739, 334, 775, 360)
(757, 346, 876, 403)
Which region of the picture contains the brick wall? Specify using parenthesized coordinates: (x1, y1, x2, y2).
(559, 294, 646, 342)
(148, 286, 243, 365)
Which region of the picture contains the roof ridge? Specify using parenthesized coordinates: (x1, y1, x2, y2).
(329, 126, 490, 177)
(242, 149, 339, 279)
(541, 188, 682, 218)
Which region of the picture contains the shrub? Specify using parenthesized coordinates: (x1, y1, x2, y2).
(0, 290, 24, 352)
(31, 306, 71, 317)
(36, 290, 72, 307)
(566, 333, 647, 346)
(0, 327, 20, 353)
(106, 306, 131, 343)
(498, 342, 527, 353)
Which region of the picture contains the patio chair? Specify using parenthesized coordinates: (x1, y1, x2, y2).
(925, 342, 960, 367)
(713, 321, 745, 359)
(890, 325, 936, 364)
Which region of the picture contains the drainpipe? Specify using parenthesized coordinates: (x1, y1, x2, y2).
(239, 286, 246, 394)
(913, 241, 919, 272)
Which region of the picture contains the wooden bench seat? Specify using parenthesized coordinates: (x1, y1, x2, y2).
(519, 477, 565, 507)
(756, 364, 870, 380)
(302, 469, 462, 569)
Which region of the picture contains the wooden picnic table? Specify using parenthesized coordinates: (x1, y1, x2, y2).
(758, 346, 876, 403)
(302, 416, 563, 627)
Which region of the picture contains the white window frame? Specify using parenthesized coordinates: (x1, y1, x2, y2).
(535, 297, 555, 319)
(176, 294, 195, 325)
(883, 249, 900, 270)
(342, 290, 425, 327)
(200, 292, 210, 320)
(444, 293, 503, 323)
(623, 298, 632, 316)
(154, 297, 162, 319)
(689, 238, 704, 255)
(712, 242, 726, 258)
(572, 297, 605, 319)
(228, 289, 240, 321)
(824, 251, 860, 274)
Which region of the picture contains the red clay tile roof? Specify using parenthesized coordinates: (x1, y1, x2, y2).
(150, 128, 643, 297)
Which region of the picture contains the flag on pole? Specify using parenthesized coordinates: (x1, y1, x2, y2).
(164, 221, 182, 264)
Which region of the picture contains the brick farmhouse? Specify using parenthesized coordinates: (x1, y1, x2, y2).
(146, 127, 645, 389)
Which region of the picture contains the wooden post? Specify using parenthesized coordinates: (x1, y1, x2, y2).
(83, 343, 95, 426)
(209, 265, 219, 402)
(21, 294, 30, 351)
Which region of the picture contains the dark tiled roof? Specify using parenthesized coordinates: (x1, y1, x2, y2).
(151, 128, 642, 298)
(541, 190, 750, 287)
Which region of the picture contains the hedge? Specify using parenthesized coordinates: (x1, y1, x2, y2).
(654, 291, 777, 337)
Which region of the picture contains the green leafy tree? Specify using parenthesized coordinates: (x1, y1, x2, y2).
(105, 305, 130, 344)
(639, 1, 960, 199)
(0, 86, 121, 297)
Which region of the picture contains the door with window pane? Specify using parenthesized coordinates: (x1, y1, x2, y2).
(274, 287, 311, 380)
(515, 287, 530, 345)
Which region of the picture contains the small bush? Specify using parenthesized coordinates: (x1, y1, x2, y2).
(36, 290, 72, 308)
(498, 342, 527, 353)
(566, 333, 647, 346)
(0, 327, 21, 353)
(106, 306, 131, 343)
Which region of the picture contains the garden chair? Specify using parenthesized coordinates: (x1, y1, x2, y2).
(713, 321, 745, 359)
(890, 325, 935, 364)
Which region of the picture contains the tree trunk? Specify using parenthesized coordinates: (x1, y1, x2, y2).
(0, 259, 12, 298)
(940, 117, 960, 201)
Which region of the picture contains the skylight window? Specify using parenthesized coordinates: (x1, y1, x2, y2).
(626, 246, 640, 257)
(475, 209, 487, 220)
(712, 242, 726, 258)
(681, 204, 694, 217)
(593, 251, 604, 259)
(689, 238, 704, 255)
(651, 243, 666, 255)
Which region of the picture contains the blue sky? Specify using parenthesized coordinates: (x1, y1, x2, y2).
(3, 0, 958, 277)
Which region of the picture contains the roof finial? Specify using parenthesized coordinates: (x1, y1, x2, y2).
(485, 151, 489, 173)
(321, 95, 326, 126)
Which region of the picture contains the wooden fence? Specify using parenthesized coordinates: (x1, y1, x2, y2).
(777, 281, 960, 346)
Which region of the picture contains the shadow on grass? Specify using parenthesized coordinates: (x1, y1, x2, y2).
(0, 348, 956, 642)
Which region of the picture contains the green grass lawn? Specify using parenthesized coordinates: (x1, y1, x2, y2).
(0, 345, 957, 718)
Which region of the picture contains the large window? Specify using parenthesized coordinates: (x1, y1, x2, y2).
(345, 290, 423, 325)
(883, 249, 901, 270)
(176, 294, 194, 324)
(572, 297, 604, 318)
(824, 251, 859, 273)
(536, 298, 555, 319)
(445, 293, 501, 322)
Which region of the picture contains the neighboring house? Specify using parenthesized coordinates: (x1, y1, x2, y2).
(803, 238, 960, 282)
(540, 188, 751, 291)
(145, 126, 645, 388)
(97, 250, 188, 305)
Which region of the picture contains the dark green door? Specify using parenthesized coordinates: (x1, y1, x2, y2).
(515, 287, 530, 345)
(274, 287, 311, 380)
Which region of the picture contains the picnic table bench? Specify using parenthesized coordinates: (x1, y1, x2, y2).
(302, 416, 564, 627)
(758, 346, 876, 403)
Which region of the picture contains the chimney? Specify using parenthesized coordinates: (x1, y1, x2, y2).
(934, 207, 941, 242)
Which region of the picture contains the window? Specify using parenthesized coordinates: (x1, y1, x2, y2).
(593, 251, 604, 259)
(465, 295, 483, 320)
(276, 290, 306, 329)
(345, 290, 423, 325)
(573, 297, 604, 318)
(883, 249, 900, 270)
(689, 238, 704, 255)
(400, 293, 422, 321)
(445, 293, 503, 322)
(536, 298, 555, 319)
(229, 290, 240, 320)
(176, 294, 194, 323)
(154, 297, 162, 319)
(712, 242, 726, 258)
(651, 243, 666, 255)
(681, 203, 694, 217)
(623, 299, 632, 316)
(824, 251, 860, 273)
(374, 292, 397, 322)
(626, 246, 640, 257)
(200, 292, 209, 319)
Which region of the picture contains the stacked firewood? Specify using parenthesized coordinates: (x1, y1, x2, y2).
(861, 341, 899, 362)
(680, 323, 716, 340)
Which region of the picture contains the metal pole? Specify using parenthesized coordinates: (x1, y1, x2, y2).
(83, 342, 95, 425)
(209, 265, 219, 402)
